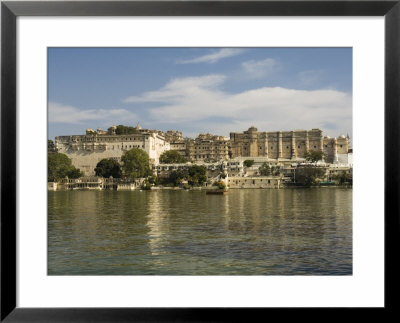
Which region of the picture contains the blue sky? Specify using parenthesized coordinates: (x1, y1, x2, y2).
(48, 47, 352, 140)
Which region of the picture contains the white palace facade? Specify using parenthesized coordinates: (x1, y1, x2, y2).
(55, 125, 170, 175)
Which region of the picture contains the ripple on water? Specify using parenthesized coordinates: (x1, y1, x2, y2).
(48, 188, 352, 275)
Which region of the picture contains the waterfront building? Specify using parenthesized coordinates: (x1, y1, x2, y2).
(47, 182, 58, 191)
(279, 162, 353, 184)
(48, 161, 352, 190)
(55, 176, 108, 190)
(48, 176, 144, 191)
(226, 160, 244, 177)
(228, 176, 282, 189)
(327, 164, 353, 183)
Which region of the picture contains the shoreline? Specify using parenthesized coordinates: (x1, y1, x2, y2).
(48, 185, 352, 192)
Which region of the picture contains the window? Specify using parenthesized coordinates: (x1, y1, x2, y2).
(268, 180, 270, 184)
(314, 145, 317, 149)
(298, 145, 300, 149)
(271, 147, 273, 150)
(286, 146, 289, 149)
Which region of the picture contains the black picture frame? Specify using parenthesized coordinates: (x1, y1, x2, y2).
(1, 1, 399, 321)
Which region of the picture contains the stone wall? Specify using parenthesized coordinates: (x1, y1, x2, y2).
(228, 176, 281, 188)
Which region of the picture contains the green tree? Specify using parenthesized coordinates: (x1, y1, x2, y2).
(94, 159, 122, 178)
(243, 160, 254, 167)
(295, 165, 326, 186)
(168, 169, 188, 186)
(213, 180, 226, 190)
(336, 170, 352, 185)
(115, 125, 138, 135)
(67, 168, 84, 179)
(159, 150, 187, 164)
(148, 175, 159, 186)
(48, 152, 83, 182)
(48, 140, 57, 153)
(187, 165, 207, 186)
(121, 148, 152, 179)
(271, 166, 280, 176)
(259, 162, 271, 176)
(304, 150, 326, 163)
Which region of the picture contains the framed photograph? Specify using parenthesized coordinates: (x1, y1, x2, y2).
(1, 0, 399, 321)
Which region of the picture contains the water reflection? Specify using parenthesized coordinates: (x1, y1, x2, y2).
(147, 191, 164, 256)
(48, 188, 352, 275)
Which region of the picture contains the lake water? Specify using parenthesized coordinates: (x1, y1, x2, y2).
(48, 188, 352, 275)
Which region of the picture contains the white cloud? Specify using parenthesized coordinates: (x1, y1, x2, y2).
(48, 102, 137, 125)
(124, 75, 226, 103)
(241, 58, 278, 79)
(176, 48, 245, 64)
(123, 74, 352, 138)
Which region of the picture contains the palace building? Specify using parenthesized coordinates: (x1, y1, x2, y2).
(55, 125, 170, 175)
(186, 133, 230, 162)
(229, 127, 350, 164)
(55, 125, 351, 175)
